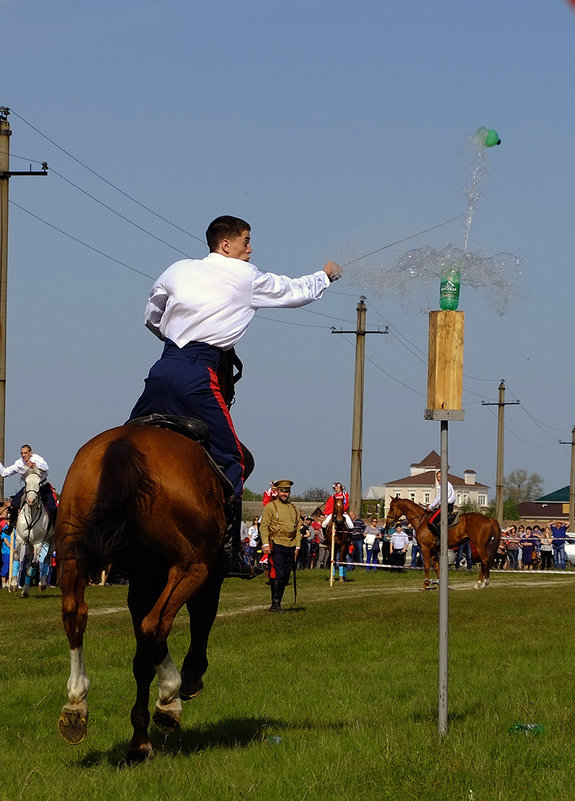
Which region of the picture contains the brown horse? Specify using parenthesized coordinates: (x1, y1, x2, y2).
(56, 424, 232, 761)
(384, 496, 500, 590)
(323, 496, 351, 583)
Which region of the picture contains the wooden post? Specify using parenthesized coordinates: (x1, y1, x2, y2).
(427, 311, 464, 411)
(329, 524, 336, 587)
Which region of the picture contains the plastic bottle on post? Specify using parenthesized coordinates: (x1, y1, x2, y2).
(439, 265, 461, 311)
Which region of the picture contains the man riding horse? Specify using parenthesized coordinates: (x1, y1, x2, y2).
(128, 215, 343, 578)
(322, 482, 353, 532)
(426, 470, 456, 541)
(0, 445, 58, 530)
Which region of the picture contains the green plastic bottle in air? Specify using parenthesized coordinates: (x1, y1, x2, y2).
(439, 265, 461, 311)
(476, 127, 501, 147)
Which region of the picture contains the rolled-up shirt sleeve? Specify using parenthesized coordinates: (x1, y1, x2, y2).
(251, 269, 330, 309)
(144, 278, 169, 339)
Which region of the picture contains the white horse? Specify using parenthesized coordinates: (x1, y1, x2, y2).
(14, 469, 54, 597)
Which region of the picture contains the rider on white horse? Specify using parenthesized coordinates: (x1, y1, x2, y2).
(0, 445, 58, 530)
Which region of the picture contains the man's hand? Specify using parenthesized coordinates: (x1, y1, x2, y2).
(323, 261, 343, 282)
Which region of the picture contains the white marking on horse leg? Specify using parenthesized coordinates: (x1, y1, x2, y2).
(67, 647, 90, 704)
(156, 652, 182, 706)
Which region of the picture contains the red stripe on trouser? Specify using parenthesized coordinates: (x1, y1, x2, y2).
(207, 366, 245, 489)
(268, 555, 277, 580)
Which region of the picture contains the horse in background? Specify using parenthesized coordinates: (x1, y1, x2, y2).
(384, 496, 500, 590)
(56, 424, 239, 761)
(14, 469, 54, 598)
(323, 495, 352, 584)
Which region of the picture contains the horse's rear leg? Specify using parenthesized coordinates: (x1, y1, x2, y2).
(58, 560, 90, 745)
(474, 551, 489, 589)
(181, 570, 224, 700)
(126, 575, 165, 761)
(126, 563, 211, 759)
(420, 547, 437, 590)
(149, 564, 214, 726)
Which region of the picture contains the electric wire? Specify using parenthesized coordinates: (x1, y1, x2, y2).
(9, 108, 208, 245)
(10, 113, 570, 451)
(339, 214, 465, 267)
(10, 200, 155, 281)
(51, 167, 197, 259)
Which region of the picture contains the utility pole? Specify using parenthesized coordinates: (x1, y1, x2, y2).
(482, 380, 519, 525)
(559, 425, 575, 531)
(331, 297, 387, 516)
(0, 107, 47, 495)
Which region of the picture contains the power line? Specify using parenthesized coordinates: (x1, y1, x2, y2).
(10, 200, 155, 280)
(10, 108, 207, 246)
(339, 214, 465, 267)
(51, 167, 196, 259)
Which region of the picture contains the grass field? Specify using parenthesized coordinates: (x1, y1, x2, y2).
(1, 567, 574, 801)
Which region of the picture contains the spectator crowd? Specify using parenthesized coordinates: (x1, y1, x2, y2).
(242, 514, 574, 574)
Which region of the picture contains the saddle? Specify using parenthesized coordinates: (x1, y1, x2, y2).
(127, 414, 234, 498)
(428, 510, 460, 539)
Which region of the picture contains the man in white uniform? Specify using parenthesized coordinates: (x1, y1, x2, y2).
(427, 470, 456, 540)
(0, 444, 57, 529)
(129, 215, 343, 577)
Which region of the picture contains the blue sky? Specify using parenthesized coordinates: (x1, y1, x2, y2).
(2, 0, 575, 501)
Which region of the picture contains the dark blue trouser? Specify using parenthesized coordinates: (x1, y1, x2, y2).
(129, 340, 245, 496)
(269, 543, 296, 586)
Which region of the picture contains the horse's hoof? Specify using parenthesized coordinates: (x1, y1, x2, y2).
(180, 677, 203, 701)
(338, 577, 345, 583)
(20, 589, 28, 599)
(152, 701, 181, 732)
(58, 708, 88, 744)
(127, 742, 154, 762)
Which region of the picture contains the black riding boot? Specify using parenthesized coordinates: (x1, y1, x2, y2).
(223, 497, 263, 579)
(269, 579, 285, 612)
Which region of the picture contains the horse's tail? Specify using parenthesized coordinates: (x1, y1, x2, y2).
(81, 436, 158, 570)
(485, 519, 502, 567)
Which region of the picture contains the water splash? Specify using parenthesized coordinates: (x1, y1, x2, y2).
(349, 130, 522, 315)
(353, 244, 522, 315)
(463, 133, 489, 251)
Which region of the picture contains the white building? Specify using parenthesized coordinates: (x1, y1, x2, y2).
(365, 450, 489, 511)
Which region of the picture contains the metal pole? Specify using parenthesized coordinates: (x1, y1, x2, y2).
(349, 298, 366, 517)
(495, 380, 505, 525)
(570, 426, 575, 532)
(438, 420, 449, 737)
(0, 114, 10, 497)
(329, 523, 336, 587)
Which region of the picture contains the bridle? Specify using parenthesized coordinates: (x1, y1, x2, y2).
(385, 500, 429, 534)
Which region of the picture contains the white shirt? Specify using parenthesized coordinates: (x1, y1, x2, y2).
(429, 481, 456, 510)
(391, 531, 410, 550)
(144, 252, 331, 350)
(248, 525, 259, 548)
(0, 453, 49, 482)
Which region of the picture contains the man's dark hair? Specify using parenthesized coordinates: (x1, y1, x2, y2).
(205, 216, 250, 252)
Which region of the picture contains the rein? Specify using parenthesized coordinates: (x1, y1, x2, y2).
(386, 502, 429, 533)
